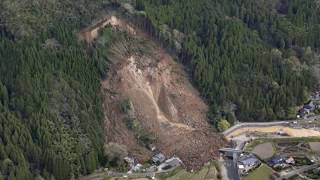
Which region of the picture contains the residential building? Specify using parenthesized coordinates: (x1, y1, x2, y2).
(152, 153, 166, 165)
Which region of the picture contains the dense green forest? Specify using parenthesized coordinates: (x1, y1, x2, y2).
(0, 0, 111, 179)
(1, 0, 320, 179)
(135, 0, 320, 124)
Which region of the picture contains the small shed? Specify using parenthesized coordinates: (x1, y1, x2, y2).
(285, 157, 295, 165)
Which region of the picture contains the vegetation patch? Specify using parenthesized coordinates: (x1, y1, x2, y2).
(121, 99, 155, 148)
(294, 156, 313, 166)
(157, 163, 218, 180)
(244, 164, 273, 180)
(304, 167, 320, 179)
(246, 137, 320, 151)
(245, 139, 273, 152)
(136, 0, 320, 124)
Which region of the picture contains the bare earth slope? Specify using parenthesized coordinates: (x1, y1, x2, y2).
(93, 16, 224, 170)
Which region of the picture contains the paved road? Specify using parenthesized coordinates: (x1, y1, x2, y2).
(219, 148, 243, 180)
(219, 158, 230, 180)
(223, 160, 240, 180)
(221, 114, 320, 180)
(223, 115, 320, 136)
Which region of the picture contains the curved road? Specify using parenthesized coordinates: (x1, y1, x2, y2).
(221, 115, 320, 180)
(223, 115, 320, 136)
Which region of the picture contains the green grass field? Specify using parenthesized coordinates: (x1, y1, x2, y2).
(244, 164, 273, 180)
(245, 137, 320, 151)
(156, 163, 218, 180)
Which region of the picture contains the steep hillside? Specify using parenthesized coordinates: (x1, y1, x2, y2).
(0, 0, 114, 179)
(91, 16, 225, 169)
(136, 0, 320, 124)
(0, 0, 110, 38)
(0, 33, 106, 180)
(1, 0, 319, 179)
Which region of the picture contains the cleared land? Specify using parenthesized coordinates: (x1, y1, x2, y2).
(309, 142, 320, 153)
(99, 16, 224, 169)
(245, 137, 320, 164)
(226, 126, 320, 140)
(244, 164, 273, 180)
(252, 143, 275, 160)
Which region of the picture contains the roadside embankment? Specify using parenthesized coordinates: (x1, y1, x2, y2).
(223, 115, 320, 140)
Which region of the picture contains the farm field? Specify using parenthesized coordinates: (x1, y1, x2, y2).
(156, 163, 219, 180)
(310, 142, 320, 153)
(244, 164, 273, 180)
(246, 137, 320, 151)
(246, 137, 320, 159)
(252, 142, 275, 160)
(243, 137, 320, 179)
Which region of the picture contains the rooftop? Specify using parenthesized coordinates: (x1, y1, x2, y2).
(152, 153, 166, 163)
(268, 155, 286, 165)
(239, 156, 260, 166)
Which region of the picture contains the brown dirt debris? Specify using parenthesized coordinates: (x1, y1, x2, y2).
(85, 15, 225, 170)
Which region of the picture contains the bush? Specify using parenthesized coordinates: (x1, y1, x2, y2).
(120, 99, 131, 114)
(217, 119, 231, 132)
(104, 143, 128, 168)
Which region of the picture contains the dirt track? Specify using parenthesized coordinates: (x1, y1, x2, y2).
(94, 16, 225, 169)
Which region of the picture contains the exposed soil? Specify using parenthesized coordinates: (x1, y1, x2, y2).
(252, 143, 274, 160)
(92, 16, 225, 170)
(79, 15, 136, 44)
(309, 142, 320, 153)
(226, 126, 320, 140)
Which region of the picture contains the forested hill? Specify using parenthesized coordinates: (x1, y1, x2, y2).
(0, 0, 320, 179)
(0, 0, 110, 179)
(136, 0, 320, 123)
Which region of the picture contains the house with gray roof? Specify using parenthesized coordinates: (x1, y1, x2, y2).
(152, 153, 165, 165)
(238, 154, 261, 175)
